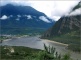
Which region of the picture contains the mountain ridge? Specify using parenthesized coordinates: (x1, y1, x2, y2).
(0, 4, 46, 17)
(0, 4, 55, 28)
(42, 1, 81, 37)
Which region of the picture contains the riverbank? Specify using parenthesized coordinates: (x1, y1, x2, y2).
(41, 39, 81, 60)
(41, 39, 68, 46)
(2, 39, 12, 42)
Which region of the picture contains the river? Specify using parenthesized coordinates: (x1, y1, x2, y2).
(0, 36, 81, 60)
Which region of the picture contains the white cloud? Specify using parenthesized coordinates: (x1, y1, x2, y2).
(51, 16, 61, 21)
(17, 15, 21, 17)
(66, 8, 81, 16)
(51, 1, 80, 16)
(39, 16, 51, 23)
(0, 0, 80, 21)
(27, 0, 80, 21)
(27, 15, 32, 19)
(24, 15, 32, 19)
(0, 15, 8, 20)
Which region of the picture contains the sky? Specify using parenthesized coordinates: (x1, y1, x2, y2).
(0, 0, 80, 21)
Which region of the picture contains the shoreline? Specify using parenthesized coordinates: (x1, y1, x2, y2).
(2, 36, 68, 46)
(2, 39, 12, 42)
(3, 36, 28, 41)
(41, 39, 68, 46)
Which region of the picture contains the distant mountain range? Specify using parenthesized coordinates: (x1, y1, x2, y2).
(0, 4, 55, 28)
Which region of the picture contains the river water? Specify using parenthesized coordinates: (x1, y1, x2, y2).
(0, 36, 81, 60)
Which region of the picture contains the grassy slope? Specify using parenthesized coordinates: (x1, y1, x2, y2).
(0, 46, 73, 60)
(0, 46, 41, 60)
(46, 30, 80, 52)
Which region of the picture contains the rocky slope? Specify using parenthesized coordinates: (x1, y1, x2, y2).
(42, 15, 80, 37)
(42, 1, 81, 37)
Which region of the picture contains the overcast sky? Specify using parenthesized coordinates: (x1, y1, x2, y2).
(0, 0, 80, 21)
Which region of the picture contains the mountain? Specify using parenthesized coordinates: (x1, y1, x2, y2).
(42, 1, 81, 52)
(42, 15, 80, 37)
(71, 1, 81, 12)
(42, 1, 81, 37)
(0, 4, 46, 17)
(0, 4, 55, 28)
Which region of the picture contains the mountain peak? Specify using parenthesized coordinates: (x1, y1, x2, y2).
(0, 4, 46, 17)
(72, 1, 81, 11)
(42, 1, 81, 37)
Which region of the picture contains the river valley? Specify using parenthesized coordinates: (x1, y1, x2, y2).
(0, 36, 80, 60)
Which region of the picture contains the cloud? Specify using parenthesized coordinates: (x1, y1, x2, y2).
(25, 0, 80, 21)
(0, 0, 80, 21)
(39, 16, 51, 23)
(0, 15, 8, 20)
(67, 8, 81, 16)
(27, 15, 32, 19)
(17, 15, 21, 17)
(51, 16, 61, 21)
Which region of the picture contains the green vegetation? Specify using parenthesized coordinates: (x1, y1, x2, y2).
(0, 36, 10, 40)
(44, 30, 80, 52)
(0, 45, 73, 60)
(0, 36, 12, 43)
(0, 46, 41, 60)
(0, 27, 47, 42)
(1, 27, 47, 35)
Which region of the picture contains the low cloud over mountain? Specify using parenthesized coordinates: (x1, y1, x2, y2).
(0, 4, 55, 28)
